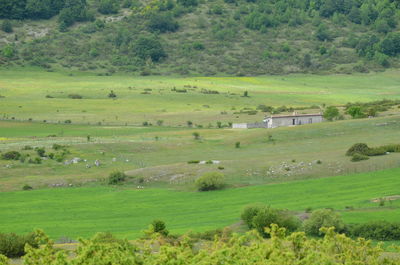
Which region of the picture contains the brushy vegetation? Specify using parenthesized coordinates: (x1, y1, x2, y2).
(4, 225, 399, 264)
(346, 142, 400, 161)
(0, 232, 37, 258)
(241, 204, 301, 237)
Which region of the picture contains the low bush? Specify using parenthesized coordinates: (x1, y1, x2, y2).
(0, 232, 37, 258)
(351, 153, 369, 162)
(22, 184, 33, 191)
(366, 147, 387, 156)
(346, 143, 370, 156)
(349, 221, 400, 241)
(195, 172, 225, 191)
(304, 209, 345, 236)
(187, 160, 200, 164)
(1, 151, 21, 160)
(108, 171, 127, 185)
(381, 144, 400, 153)
(68, 94, 83, 99)
(150, 220, 169, 236)
(241, 204, 301, 237)
(35, 147, 46, 157)
(28, 157, 42, 164)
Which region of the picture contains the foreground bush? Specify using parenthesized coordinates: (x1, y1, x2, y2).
(17, 226, 400, 265)
(0, 232, 37, 258)
(241, 204, 301, 237)
(195, 172, 225, 191)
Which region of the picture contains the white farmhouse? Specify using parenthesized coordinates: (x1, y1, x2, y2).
(263, 112, 323, 128)
(232, 112, 323, 129)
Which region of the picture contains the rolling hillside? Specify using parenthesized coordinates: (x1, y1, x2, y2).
(1, 0, 400, 75)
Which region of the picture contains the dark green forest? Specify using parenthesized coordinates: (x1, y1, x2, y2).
(0, 0, 399, 75)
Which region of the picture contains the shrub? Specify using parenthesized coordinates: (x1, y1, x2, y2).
(2, 151, 21, 160)
(241, 204, 300, 237)
(151, 220, 169, 236)
(366, 147, 387, 156)
(68, 94, 83, 99)
(346, 106, 365, 118)
(346, 143, 369, 156)
(235, 142, 240, 148)
(133, 35, 166, 62)
(22, 184, 33, 191)
(0, 232, 37, 258)
(108, 171, 127, 185)
(28, 157, 42, 164)
(304, 209, 345, 236)
(349, 221, 400, 241)
(187, 160, 200, 164)
(195, 172, 225, 191)
(148, 13, 179, 33)
(192, 132, 200, 140)
(351, 153, 370, 162)
(1, 20, 12, 33)
(52, 144, 64, 150)
(98, 0, 120, 15)
(382, 144, 400, 153)
(241, 204, 265, 229)
(108, 90, 117, 98)
(35, 147, 46, 157)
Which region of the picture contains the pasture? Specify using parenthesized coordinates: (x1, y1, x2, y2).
(1, 68, 400, 126)
(1, 167, 400, 239)
(1, 68, 400, 242)
(1, 114, 400, 192)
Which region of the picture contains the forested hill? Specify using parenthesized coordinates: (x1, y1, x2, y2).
(0, 0, 400, 75)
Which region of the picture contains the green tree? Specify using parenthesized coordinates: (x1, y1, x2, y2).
(177, 0, 198, 7)
(98, 0, 119, 15)
(1, 20, 12, 33)
(108, 171, 127, 185)
(323, 106, 339, 121)
(133, 35, 166, 62)
(315, 23, 331, 41)
(304, 209, 345, 236)
(195, 172, 225, 191)
(347, 106, 365, 118)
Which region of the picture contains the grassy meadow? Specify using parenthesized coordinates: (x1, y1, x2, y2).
(1, 68, 400, 126)
(1, 167, 400, 240)
(1, 114, 400, 192)
(0, 68, 400, 242)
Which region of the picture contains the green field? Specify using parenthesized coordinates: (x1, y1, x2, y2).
(1, 167, 400, 239)
(1, 68, 400, 126)
(1, 68, 400, 243)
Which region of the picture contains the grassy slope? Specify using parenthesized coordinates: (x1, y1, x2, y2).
(1, 68, 400, 125)
(1, 114, 400, 192)
(1, 167, 400, 239)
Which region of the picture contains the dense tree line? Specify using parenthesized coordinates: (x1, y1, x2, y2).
(0, 0, 66, 19)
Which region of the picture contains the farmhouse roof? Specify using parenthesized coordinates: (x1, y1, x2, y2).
(269, 112, 322, 119)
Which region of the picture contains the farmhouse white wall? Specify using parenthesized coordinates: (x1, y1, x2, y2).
(266, 114, 323, 128)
